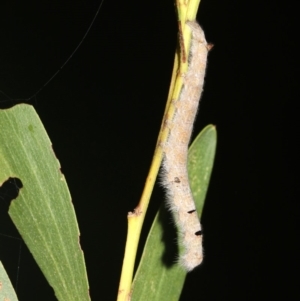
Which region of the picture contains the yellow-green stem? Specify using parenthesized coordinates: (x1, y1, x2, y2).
(116, 1, 201, 300)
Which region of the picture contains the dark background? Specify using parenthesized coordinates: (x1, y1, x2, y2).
(0, 0, 297, 300)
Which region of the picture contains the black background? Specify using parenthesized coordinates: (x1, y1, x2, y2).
(0, 0, 297, 300)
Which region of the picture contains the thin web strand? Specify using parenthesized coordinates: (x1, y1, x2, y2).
(0, 0, 104, 103)
(0, 0, 104, 290)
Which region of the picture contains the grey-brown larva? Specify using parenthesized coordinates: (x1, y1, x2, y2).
(161, 21, 209, 271)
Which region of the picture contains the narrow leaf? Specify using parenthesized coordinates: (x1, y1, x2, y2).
(130, 124, 216, 301)
(0, 104, 90, 301)
(0, 261, 19, 301)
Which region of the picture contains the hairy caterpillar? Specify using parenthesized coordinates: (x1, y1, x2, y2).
(161, 21, 209, 271)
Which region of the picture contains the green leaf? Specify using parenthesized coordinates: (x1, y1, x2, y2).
(0, 261, 19, 301)
(130, 124, 217, 301)
(0, 104, 90, 301)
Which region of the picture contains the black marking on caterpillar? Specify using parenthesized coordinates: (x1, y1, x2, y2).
(161, 21, 209, 271)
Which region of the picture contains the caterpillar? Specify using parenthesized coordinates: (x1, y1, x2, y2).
(161, 21, 209, 271)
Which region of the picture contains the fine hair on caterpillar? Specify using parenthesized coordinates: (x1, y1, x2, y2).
(161, 20, 209, 271)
